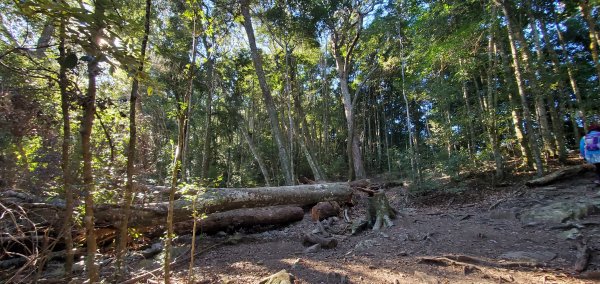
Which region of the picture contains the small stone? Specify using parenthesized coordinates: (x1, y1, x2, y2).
(561, 228, 581, 240)
(303, 244, 320, 254)
(291, 258, 301, 269)
(256, 260, 264, 265)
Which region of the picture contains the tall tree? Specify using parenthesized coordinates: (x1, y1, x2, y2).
(495, 0, 544, 176)
(325, 0, 372, 180)
(116, 0, 151, 277)
(240, 0, 294, 185)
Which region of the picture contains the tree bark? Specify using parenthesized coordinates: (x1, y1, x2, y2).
(240, 0, 293, 185)
(580, 0, 600, 85)
(495, 0, 544, 176)
(554, 17, 587, 133)
(497, 41, 532, 166)
(240, 123, 271, 186)
(485, 15, 504, 178)
(116, 0, 151, 277)
(173, 206, 304, 235)
(538, 17, 569, 162)
(58, 13, 73, 278)
(94, 183, 352, 228)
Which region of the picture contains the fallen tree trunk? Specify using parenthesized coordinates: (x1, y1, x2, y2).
(173, 206, 304, 234)
(525, 164, 595, 187)
(4, 183, 351, 229)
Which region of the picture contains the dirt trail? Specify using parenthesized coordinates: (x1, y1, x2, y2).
(35, 171, 599, 283)
(106, 171, 594, 283)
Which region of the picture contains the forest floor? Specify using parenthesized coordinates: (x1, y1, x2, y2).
(99, 165, 600, 283)
(30, 161, 600, 284)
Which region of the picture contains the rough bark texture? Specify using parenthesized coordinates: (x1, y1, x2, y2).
(240, 0, 293, 185)
(173, 206, 304, 234)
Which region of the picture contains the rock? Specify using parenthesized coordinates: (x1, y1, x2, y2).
(519, 199, 600, 224)
(489, 208, 517, 220)
(414, 271, 439, 284)
(354, 239, 379, 251)
(326, 272, 349, 284)
(303, 244, 320, 254)
(499, 251, 557, 263)
(259, 269, 295, 284)
(560, 228, 581, 240)
(290, 258, 301, 269)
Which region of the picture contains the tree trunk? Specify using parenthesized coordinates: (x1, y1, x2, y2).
(91, 183, 352, 228)
(240, 123, 271, 186)
(240, 0, 293, 185)
(173, 206, 304, 235)
(58, 15, 73, 278)
(82, 55, 100, 284)
(461, 81, 476, 160)
(554, 17, 587, 132)
(495, 0, 544, 176)
(498, 41, 532, 165)
(200, 57, 214, 184)
(580, 0, 600, 85)
(509, 6, 554, 159)
(291, 60, 325, 181)
(165, 8, 198, 283)
(485, 16, 504, 179)
(538, 17, 569, 162)
(116, 0, 151, 277)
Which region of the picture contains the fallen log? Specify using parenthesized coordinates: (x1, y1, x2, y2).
(4, 183, 351, 229)
(97, 182, 351, 228)
(525, 164, 595, 187)
(173, 206, 304, 234)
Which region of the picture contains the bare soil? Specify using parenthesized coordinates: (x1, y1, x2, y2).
(110, 170, 600, 284)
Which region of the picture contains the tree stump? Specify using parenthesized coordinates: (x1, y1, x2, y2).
(367, 192, 396, 231)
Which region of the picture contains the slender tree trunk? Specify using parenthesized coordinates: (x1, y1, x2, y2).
(536, 17, 568, 162)
(200, 54, 214, 184)
(509, 14, 554, 160)
(495, 0, 544, 176)
(290, 59, 325, 181)
(486, 14, 504, 179)
(461, 81, 476, 160)
(165, 8, 198, 283)
(58, 15, 73, 278)
(80, 1, 107, 281)
(580, 0, 600, 85)
(240, 0, 293, 185)
(116, 0, 151, 277)
(497, 40, 532, 165)
(82, 57, 100, 284)
(240, 124, 271, 186)
(554, 18, 587, 132)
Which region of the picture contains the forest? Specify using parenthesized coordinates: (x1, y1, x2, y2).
(1, 0, 600, 283)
